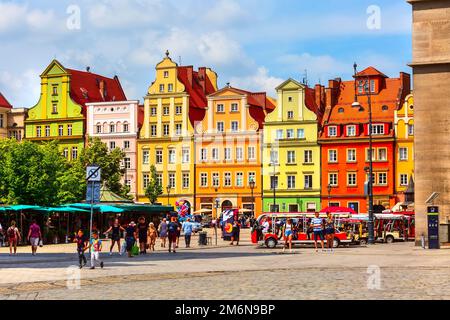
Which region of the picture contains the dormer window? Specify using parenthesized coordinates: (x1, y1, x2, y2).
(287, 111, 294, 119)
(328, 126, 337, 137)
(159, 84, 164, 93)
(168, 84, 173, 92)
(346, 125, 356, 137)
(371, 124, 384, 135)
(164, 71, 169, 78)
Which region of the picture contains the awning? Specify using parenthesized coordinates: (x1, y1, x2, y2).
(320, 206, 357, 215)
(115, 204, 173, 213)
(68, 203, 125, 213)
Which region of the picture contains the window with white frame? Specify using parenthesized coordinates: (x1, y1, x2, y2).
(143, 174, 150, 189)
(328, 149, 338, 163)
(297, 129, 305, 139)
(182, 173, 190, 189)
(164, 71, 169, 78)
(400, 174, 408, 186)
(45, 125, 50, 137)
(366, 148, 376, 161)
(304, 175, 313, 189)
(378, 172, 387, 185)
(231, 103, 239, 112)
(270, 150, 279, 164)
(156, 150, 163, 164)
(200, 173, 208, 187)
(371, 124, 385, 135)
(287, 176, 296, 189)
(347, 173, 357, 186)
(143, 150, 149, 164)
(168, 149, 176, 164)
(124, 141, 130, 149)
(175, 123, 182, 136)
(329, 173, 338, 186)
(217, 104, 224, 113)
(399, 147, 408, 161)
(182, 148, 190, 163)
(231, 121, 239, 132)
(96, 124, 101, 134)
(236, 172, 244, 187)
(287, 111, 294, 119)
(270, 176, 278, 189)
(168, 173, 176, 188)
(36, 126, 41, 137)
(163, 124, 170, 136)
(109, 141, 116, 150)
(248, 172, 256, 185)
(286, 129, 294, 139)
(67, 125, 73, 136)
(124, 158, 131, 169)
(151, 125, 157, 137)
(156, 173, 163, 187)
(71, 147, 78, 160)
(123, 123, 129, 133)
(408, 124, 414, 136)
(163, 107, 170, 116)
(236, 147, 243, 161)
(176, 106, 182, 115)
(224, 148, 232, 161)
(224, 172, 232, 187)
(328, 126, 337, 137)
(287, 151, 296, 164)
(168, 84, 173, 92)
(150, 108, 157, 116)
(217, 122, 224, 133)
(248, 146, 256, 160)
(276, 129, 283, 140)
(346, 125, 356, 137)
(212, 173, 220, 187)
(159, 84, 164, 93)
(304, 150, 313, 164)
(378, 148, 387, 161)
(346, 149, 356, 162)
(212, 148, 219, 161)
(200, 148, 207, 162)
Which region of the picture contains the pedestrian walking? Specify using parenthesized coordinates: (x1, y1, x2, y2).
(27, 219, 42, 256)
(176, 219, 182, 249)
(87, 231, 104, 270)
(137, 217, 148, 254)
(167, 217, 180, 253)
(158, 218, 168, 248)
(282, 219, 294, 253)
(125, 222, 137, 258)
(7, 221, 21, 256)
(74, 229, 88, 269)
(311, 212, 325, 252)
(104, 218, 125, 255)
(230, 220, 240, 246)
(325, 212, 336, 252)
(147, 222, 157, 251)
(182, 218, 194, 248)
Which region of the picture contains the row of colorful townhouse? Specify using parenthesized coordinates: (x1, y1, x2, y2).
(0, 52, 414, 215)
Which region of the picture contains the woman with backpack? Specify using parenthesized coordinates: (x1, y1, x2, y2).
(167, 217, 180, 253)
(7, 221, 21, 256)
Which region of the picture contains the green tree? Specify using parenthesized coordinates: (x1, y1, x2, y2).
(145, 165, 162, 204)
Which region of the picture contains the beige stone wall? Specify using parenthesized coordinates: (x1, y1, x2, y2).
(409, 0, 450, 244)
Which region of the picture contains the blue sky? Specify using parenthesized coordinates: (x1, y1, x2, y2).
(0, 0, 412, 107)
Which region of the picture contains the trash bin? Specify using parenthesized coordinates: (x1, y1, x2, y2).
(198, 231, 208, 246)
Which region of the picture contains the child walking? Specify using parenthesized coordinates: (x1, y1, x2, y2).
(74, 229, 88, 269)
(87, 231, 104, 270)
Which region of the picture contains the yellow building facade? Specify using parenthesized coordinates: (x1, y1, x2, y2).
(262, 79, 322, 213)
(394, 93, 414, 202)
(137, 52, 217, 209)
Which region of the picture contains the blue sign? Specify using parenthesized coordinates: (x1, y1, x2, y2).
(86, 181, 101, 203)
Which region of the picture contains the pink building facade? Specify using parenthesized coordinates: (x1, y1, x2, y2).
(86, 100, 143, 200)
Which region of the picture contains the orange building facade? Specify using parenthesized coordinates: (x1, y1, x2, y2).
(194, 85, 275, 217)
(318, 67, 411, 213)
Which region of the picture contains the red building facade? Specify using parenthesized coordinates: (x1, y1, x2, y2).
(318, 67, 410, 213)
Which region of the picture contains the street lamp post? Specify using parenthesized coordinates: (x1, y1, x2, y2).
(249, 179, 256, 218)
(352, 62, 375, 245)
(214, 198, 220, 246)
(166, 185, 171, 206)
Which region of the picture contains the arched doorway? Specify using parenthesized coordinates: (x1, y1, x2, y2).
(222, 200, 233, 211)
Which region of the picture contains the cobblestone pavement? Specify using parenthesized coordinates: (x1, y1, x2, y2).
(1, 231, 449, 300)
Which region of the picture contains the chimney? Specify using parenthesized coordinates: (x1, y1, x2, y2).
(86, 66, 91, 73)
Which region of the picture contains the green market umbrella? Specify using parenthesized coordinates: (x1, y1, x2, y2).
(67, 203, 124, 213)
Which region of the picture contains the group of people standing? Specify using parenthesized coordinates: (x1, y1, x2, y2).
(0, 220, 42, 256)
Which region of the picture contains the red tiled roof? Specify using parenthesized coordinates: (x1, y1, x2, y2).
(67, 68, 127, 115)
(0, 92, 12, 109)
(355, 66, 387, 78)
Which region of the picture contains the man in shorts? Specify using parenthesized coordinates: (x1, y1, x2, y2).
(27, 219, 42, 256)
(168, 217, 180, 253)
(311, 212, 325, 252)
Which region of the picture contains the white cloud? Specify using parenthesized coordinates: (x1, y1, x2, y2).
(230, 67, 284, 97)
(204, 0, 246, 25)
(0, 69, 41, 107)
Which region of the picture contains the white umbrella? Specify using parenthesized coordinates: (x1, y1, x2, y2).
(193, 209, 212, 214)
(239, 208, 252, 213)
